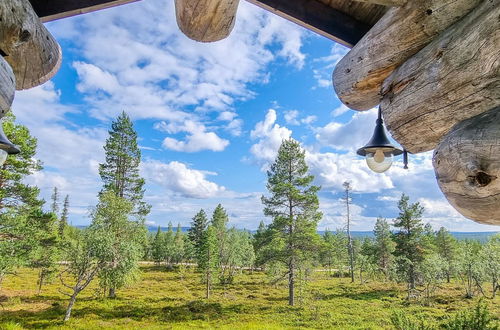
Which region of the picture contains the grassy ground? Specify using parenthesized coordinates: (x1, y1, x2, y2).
(0, 266, 498, 329)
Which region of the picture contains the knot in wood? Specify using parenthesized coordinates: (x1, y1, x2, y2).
(468, 171, 496, 187)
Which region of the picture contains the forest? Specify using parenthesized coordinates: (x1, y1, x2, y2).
(0, 112, 499, 329)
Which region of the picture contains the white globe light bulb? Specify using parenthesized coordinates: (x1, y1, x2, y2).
(366, 151, 393, 173)
(374, 149, 385, 163)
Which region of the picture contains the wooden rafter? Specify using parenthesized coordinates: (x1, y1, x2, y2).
(29, 0, 141, 23)
(247, 0, 370, 47)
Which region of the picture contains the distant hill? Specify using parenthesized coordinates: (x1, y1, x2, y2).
(143, 226, 497, 242)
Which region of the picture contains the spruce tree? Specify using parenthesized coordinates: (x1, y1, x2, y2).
(392, 194, 425, 298)
(99, 111, 150, 216)
(199, 225, 219, 299)
(188, 209, 208, 263)
(261, 138, 322, 306)
(59, 195, 69, 238)
(164, 222, 175, 267)
(50, 187, 59, 215)
(151, 226, 164, 265)
(211, 204, 229, 283)
(373, 217, 395, 279)
(173, 223, 185, 264)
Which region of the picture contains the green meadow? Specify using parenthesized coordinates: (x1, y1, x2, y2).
(1, 266, 498, 329)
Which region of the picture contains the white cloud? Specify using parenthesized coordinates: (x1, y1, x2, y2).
(154, 120, 229, 152)
(250, 109, 292, 167)
(284, 110, 317, 126)
(331, 104, 350, 117)
(141, 160, 225, 198)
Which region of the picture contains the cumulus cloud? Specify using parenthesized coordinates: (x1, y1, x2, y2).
(141, 160, 225, 198)
(250, 109, 292, 166)
(284, 110, 317, 126)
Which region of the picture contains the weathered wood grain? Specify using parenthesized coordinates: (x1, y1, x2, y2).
(332, 0, 482, 110)
(381, 0, 500, 153)
(175, 0, 240, 42)
(0, 0, 62, 90)
(0, 57, 15, 117)
(352, 0, 405, 7)
(433, 107, 500, 226)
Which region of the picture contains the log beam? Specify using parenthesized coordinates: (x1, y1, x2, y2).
(381, 0, 500, 153)
(0, 57, 15, 116)
(433, 107, 500, 226)
(0, 0, 62, 90)
(29, 0, 141, 23)
(332, 0, 482, 110)
(175, 0, 240, 42)
(352, 0, 406, 7)
(247, 0, 370, 47)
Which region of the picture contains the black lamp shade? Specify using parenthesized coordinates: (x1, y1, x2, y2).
(357, 108, 402, 157)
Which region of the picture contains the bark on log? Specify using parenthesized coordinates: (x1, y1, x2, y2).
(352, 0, 406, 6)
(332, 0, 482, 110)
(175, 0, 240, 42)
(0, 57, 15, 117)
(381, 0, 500, 153)
(433, 107, 500, 226)
(0, 0, 62, 90)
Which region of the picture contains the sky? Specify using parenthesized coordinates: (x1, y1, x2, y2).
(11, 0, 499, 232)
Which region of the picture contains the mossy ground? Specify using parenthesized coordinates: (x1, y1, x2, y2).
(0, 266, 498, 329)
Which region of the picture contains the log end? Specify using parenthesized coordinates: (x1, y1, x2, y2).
(433, 107, 500, 226)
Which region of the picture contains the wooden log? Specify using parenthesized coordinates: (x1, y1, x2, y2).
(433, 107, 500, 226)
(0, 0, 62, 90)
(0, 57, 15, 117)
(175, 0, 240, 42)
(332, 0, 482, 110)
(352, 0, 406, 7)
(381, 0, 500, 153)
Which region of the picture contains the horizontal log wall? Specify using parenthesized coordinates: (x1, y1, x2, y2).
(381, 0, 499, 153)
(332, 0, 482, 110)
(0, 0, 62, 90)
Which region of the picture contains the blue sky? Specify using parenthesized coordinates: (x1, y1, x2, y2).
(11, 0, 499, 232)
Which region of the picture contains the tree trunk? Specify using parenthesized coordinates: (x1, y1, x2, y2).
(433, 107, 500, 225)
(0, 0, 62, 90)
(109, 287, 116, 298)
(174, 0, 240, 42)
(64, 293, 77, 322)
(381, 0, 500, 153)
(332, 0, 481, 110)
(288, 265, 295, 306)
(37, 270, 44, 295)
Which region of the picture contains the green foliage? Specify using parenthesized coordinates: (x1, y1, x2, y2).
(391, 310, 435, 330)
(199, 225, 219, 299)
(392, 194, 425, 295)
(261, 138, 322, 306)
(59, 195, 70, 239)
(456, 240, 484, 298)
(373, 217, 395, 279)
(480, 234, 500, 298)
(443, 300, 499, 330)
(188, 209, 208, 263)
(151, 226, 164, 265)
(98, 111, 150, 217)
(90, 191, 146, 297)
(435, 227, 458, 283)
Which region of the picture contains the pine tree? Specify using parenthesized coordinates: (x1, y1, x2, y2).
(253, 220, 269, 268)
(164, 222, 175, 267)
(188, 209, 208, 263)
(99, 111, 150, 216)
(261, 138, 322, 306)
(59, 195, 69, 238)
(392, 194, 425, 298)
(373, 217, 395, 279)
(0, 113, 44, 286)
(435, 227, 457, 283)
(50, 187, 59, 215)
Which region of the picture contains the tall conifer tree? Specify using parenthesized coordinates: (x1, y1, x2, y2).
(99, 111, 150, 216)
(392, 194, 425, 298)
(261, 138, 322, 306)
(59, 195, 70, 238)
(373, 217, 395, 278)
(188, 209, 208, 263)
(50, 187, 59, 215)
